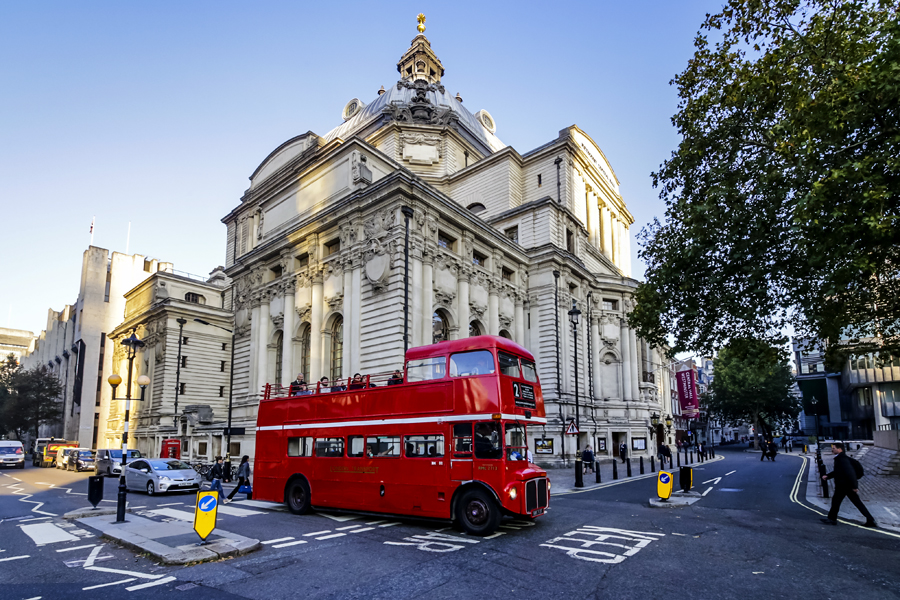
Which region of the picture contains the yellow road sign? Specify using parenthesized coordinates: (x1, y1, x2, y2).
(657, 470, 673, 500)
(194, 490, 219, 541)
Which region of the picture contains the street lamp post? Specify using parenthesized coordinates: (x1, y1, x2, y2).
(568, 300, 583, 488)
(173, 318, 187, 429)
(811, 395, 821, 459)
(194, 318, 235, 479)
(112, 332, 145, 523)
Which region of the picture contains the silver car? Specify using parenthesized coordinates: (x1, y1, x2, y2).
(95, 448, 142, 476)
(124, 458, 203, 495)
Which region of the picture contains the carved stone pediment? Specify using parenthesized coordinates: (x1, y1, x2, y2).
(434, 288, 455, 307)
(400, 132, 442, 165)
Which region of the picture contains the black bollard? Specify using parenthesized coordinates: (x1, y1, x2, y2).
(595, 461, 601, 484)
(670, 455, 674, 469)
(650, 456, 656, 473)
(575, 457, 584, 488)
(677, 452, 681, 467)
(626, 458, 633, 477)
(818, 460, 829, 498)
(640, 456, 645, 474)
(689, 451, 693, 464)
(711, 446, 715, 458)
(612, 459, 619, 480)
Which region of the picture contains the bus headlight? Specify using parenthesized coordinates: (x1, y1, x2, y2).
(509, 487, 517, 500)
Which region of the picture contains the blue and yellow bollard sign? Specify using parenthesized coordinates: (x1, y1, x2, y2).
(657, 470, 673, 500)
(193, 490, 219, 542)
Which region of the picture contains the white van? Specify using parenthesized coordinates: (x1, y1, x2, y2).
(0, 441, 25, 469)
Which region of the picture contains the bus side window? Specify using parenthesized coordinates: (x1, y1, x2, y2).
(287, 436, 312, 457)
(498, 352, 520, 377)
(315, 437, 344, 458)
(453, 423, 473, 457)
(404, 435, 445, 457)
(348, 436, 365, 458)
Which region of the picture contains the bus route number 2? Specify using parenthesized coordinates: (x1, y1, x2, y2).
(513, 382, 536, 409)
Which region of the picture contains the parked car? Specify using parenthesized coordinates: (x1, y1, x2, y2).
(0, 440, 25, 469)
(95, 448, 143, 476)
(66, 448, 95, 472)
(55, 447, 77, 469)
(124, 458, 203, 495)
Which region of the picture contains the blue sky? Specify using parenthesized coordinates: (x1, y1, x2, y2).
(1, 1, 724, 335)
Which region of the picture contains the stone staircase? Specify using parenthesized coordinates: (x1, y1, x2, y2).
(851, 445, 900, 477)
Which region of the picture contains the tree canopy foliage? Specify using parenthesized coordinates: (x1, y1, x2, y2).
(630, 0, 900, 363)
(0, 354, 64, 440)
(705, 339, 799, 447)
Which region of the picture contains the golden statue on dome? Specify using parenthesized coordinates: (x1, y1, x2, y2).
(417, 13, 426, 34)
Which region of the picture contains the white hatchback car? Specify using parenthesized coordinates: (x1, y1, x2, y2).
(124, 458, 203, 495)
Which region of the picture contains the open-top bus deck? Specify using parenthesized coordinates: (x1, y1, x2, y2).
(255, 336, 550, 535)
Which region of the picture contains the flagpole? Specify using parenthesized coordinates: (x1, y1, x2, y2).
(90, 216, 95, 246)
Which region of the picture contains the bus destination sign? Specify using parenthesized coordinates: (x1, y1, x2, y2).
(512, 382, 536, 409)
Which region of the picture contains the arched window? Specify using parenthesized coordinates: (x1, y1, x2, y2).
(499, 329, 512, 339)
(330, 318, 344, 382)
(274, 331, 283, 385)
(300, 325, 311, 381)
(467, 203, 487, 215)
(469, 321, 483, 338)
(433, 311, 449, 344)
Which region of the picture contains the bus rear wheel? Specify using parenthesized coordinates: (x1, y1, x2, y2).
(286, 478, 311, 515)
(456, 488, 501, 536)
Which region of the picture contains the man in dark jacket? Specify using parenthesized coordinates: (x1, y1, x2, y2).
(767, 440, 778, 461)
(618, 442, 627, 463)
(820, 442, 877, 527)
(582, 445, 594, 474)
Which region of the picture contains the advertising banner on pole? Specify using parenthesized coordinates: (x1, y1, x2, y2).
(676, 368, 700, 419)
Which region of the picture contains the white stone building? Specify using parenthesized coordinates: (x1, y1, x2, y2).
(108, 269, 233, 459)
(220, 25, 666, 466)
(22, 246, 172, 448)
(0, 327, 36, 363)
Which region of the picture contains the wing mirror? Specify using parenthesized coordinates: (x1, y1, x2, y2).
(141, 468, 149, 473)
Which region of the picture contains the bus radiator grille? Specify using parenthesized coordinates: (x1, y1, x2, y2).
(537, 477, 548, 508)
(526, 479, 538, 512)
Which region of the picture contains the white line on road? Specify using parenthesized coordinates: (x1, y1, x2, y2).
(272, 540, 308, 548)
(725, 470, 736, 476)
(349, 527, 375, 534)
(157, 502, 183, 507)
(11, 477, 21, 481)
(85, 566, 165, 579)
(82, 579, 136, 590)
(56, 544, 98, 553)
(20, 517, 51, 522)
(365, 520, 386, 525)
(303, 530, 331, 537)
(20, 523, 79, 545)
(702, 477, 722, 485)
(336, 525, 361, 530)
(262, 537, 294, 545)
(378, 522, 399, 528)
(0, 555, 30, 562)
(83, 544, 104, 568)
(126, 576, 177, 591)
(218, 505, 264, 517)
(702, 486, 713, 496)
(315, 533, 346, 540)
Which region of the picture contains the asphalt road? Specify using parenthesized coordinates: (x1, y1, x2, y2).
(2, 446, 898, 599)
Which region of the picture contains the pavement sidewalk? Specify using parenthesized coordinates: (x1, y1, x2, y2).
(72, 509, 260, 565)
(803, 451, 900, 532)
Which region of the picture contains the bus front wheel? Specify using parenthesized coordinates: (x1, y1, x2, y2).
(456, 488, 500, 536)
(286, 478, 311, 515)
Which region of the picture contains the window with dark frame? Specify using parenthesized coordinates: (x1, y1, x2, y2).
(179, 382, 186, 395)
(220, 360, 226, 372)
(181, 355, 187, 368)
(505, 226, 518, 244)
(219, 386, 224, 397)
(472, 250, 487, 267)
(324, 239, 341, 257)
(185, 292, 201, 304)
(437, 232, 455, 250)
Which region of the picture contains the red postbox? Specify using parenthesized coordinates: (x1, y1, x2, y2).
(161, 439, 181, 459)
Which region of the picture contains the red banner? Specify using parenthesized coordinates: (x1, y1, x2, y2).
(676, 369, 700, 419)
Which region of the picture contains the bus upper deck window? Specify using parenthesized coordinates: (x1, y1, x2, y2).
(498, 352, 520, 377)
(521, 360, 538, 382)
(406, 357, 447, 382)
(449, 350, 496, 377)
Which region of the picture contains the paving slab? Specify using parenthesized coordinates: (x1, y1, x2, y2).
(77, 513, 260, 565)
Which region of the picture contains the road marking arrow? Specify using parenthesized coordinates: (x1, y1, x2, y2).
(702, 477, 722, 485)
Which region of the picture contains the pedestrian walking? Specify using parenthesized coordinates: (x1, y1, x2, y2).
(582, 445, 594, 474)
(207, 456, 226, 498)
(226, 455, 252, 503)
(820, 442, 877, 527)
(767, 439, 778, 461)
(618, 442, 627, 464)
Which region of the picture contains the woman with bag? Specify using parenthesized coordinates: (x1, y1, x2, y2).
(225, 455, 251, 503)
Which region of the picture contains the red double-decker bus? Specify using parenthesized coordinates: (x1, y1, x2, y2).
(254, 335, 550, 535)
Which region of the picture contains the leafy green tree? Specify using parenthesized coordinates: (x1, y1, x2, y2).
(705, 339, 799, 449)
(630, 0, 900, 364)
(0, 355, 63, 440)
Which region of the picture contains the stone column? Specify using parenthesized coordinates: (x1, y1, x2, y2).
(591, 314, 602, 401)
(281, 282, 295, 387)
(620, 221, 630, 277)
(488, 283, 500, 336)
(514, 295, 525, 345)
(422, 252, 434, 344)
(457, 269, 470, 338)
(617, 220, 627, 275)
(589, 191, 601, 248)
(257, 294, 270, 392)
(629, 327, 641, 402)
(601, 204, 612, 259)
(310, 271, 324, 380)
(620, 317, 633, 401)
(249, 302, 260, 392)
(351, 260, 362, 373)
(342, 263, 353, 378)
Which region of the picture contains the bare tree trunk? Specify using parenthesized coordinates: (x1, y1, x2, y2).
(754, 412, 761, 450)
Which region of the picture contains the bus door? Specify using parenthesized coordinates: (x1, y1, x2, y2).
(472, 421, 504, 488)
(312, 437, 347, 507)
(400, 434, 448, 518)
(450, 423, 473, 481)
